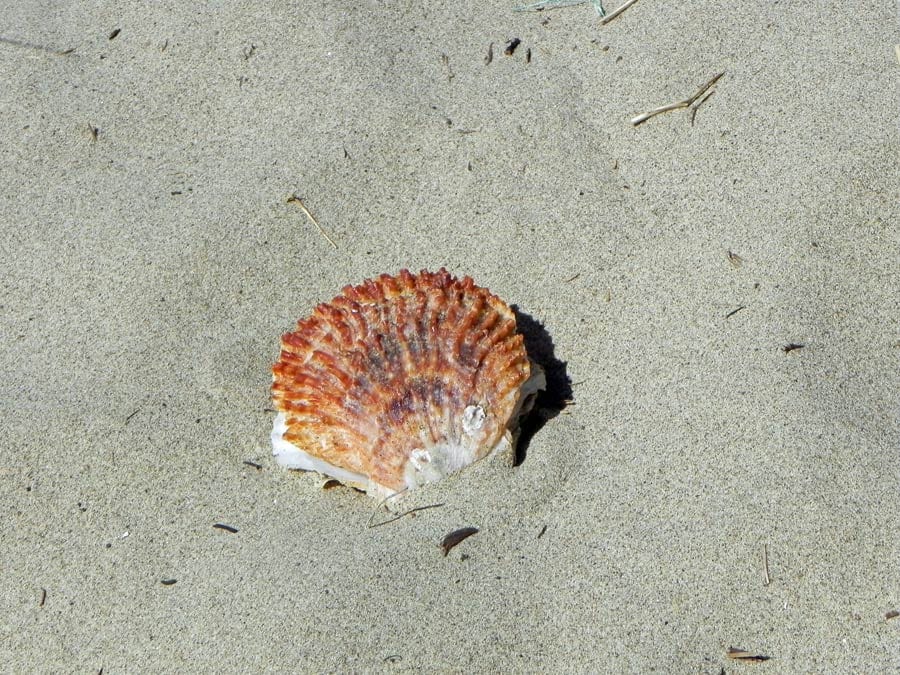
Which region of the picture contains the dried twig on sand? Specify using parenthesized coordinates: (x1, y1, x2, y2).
(726, 647, 770, 662)
(631, 72, 724, 127)
(690, 89, 716, 125)
(600, 0, 640, 24)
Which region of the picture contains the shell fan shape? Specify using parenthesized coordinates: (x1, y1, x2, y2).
(271, 268, 545, 498)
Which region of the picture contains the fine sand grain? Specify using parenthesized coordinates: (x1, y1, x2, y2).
(1, 1, 898, 671)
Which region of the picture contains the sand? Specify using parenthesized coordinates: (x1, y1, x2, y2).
(1, 0, 898, 671)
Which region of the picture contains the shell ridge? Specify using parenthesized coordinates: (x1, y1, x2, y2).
(452, 293, 487, 367)
(466, 315, 511, 374)
(422, 285, 456, 443)
(391, 293, 416, 382)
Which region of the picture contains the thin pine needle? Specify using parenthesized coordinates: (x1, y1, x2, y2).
(287, 194, 338, 249)
(366, 487, 445, 528)
(368, 502, 445, 528)
(0, 36, 74, 56)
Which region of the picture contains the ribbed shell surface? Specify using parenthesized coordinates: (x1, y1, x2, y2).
(272, 269, 531, 492)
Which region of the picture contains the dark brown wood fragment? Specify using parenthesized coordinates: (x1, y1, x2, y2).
(440, 527, 479, 556)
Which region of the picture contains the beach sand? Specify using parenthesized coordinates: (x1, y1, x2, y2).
(1, 0, 898, 671)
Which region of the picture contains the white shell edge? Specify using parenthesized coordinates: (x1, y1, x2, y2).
(271, 412, 369, 487)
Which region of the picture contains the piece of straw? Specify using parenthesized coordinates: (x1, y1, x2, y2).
(287, 194, 338, 249)
(631, 71, 724, 126)
(600, 0, 639, 24)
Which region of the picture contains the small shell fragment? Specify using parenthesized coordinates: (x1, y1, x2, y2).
(271, 268, 545, 497)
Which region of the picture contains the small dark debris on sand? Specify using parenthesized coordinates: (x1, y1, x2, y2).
(726, 647, 770, 662)
(504, 38, 522, 56)
(440, 527, 479, 556)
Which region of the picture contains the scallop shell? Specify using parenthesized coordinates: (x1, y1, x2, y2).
(271, 268, 545, 498)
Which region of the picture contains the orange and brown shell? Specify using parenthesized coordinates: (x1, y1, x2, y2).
(271, 268, 545, 497)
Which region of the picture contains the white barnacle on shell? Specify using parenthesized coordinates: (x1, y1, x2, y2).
(462, 405, 486, 436)
(409, 448, 431, 471)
